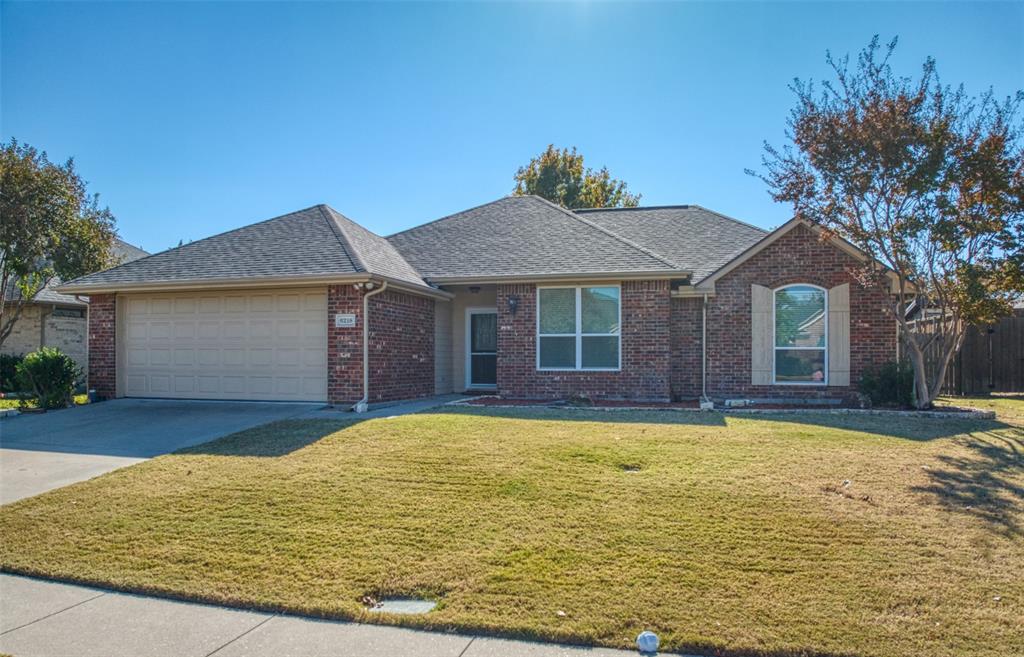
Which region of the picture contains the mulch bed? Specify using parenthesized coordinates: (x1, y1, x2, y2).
(462, 396, 700, 409)
(455, 396, 994, 418)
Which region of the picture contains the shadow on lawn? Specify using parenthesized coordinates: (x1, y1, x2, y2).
(175, 419, 358, 457)
(431, 405, 1008, 441)
(911, 427, 1024, 536)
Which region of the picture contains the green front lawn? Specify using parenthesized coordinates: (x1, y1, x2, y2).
(1, 400, 1021, 657)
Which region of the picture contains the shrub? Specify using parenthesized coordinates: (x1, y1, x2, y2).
(859, 361, 915, 409)
(15, 347, 82, 409)
(1, 353, 24, 393)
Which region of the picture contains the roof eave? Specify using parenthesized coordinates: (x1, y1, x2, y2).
(57, 273, 450, 300)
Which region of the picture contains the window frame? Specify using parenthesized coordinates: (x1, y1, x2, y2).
(771, 283, 828, 386)
(536, 284, 622, 372)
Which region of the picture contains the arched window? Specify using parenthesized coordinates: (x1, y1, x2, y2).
(773, 284, 827, 384)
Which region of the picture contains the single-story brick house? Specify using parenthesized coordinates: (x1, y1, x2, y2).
(3, 239, 149, 375)
(58, 196, 898, 407)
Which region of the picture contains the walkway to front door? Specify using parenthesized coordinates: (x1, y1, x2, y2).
(466, 308, 497, 388)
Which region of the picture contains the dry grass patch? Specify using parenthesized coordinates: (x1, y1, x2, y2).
(2, 401, 1022, 657)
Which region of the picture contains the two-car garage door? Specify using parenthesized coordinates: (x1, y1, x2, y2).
(121, 289, 328, 402)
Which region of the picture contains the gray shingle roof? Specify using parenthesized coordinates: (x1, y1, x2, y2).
(59, 198, 768, 294)
(111, 238, 150, 264)
(575, 205, 767, 282)
(320, 206, 425, 288)
(61, 205, 432, 292)
(386, 196, 684, 280)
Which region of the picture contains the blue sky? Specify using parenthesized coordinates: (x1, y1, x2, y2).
(2, 2, 1021, 253)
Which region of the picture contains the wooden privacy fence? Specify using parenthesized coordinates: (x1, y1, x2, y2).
(916, 312, 1024, 394)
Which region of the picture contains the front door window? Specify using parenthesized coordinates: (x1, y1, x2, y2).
(469, 311, 497, 387)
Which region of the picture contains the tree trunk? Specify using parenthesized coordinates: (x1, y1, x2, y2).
(907, 345, 932, 409)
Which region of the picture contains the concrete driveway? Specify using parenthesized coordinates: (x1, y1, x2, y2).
(0, 399, 319, 504)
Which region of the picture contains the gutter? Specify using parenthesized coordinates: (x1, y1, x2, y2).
(56, 274, 452, 300)
(701, 293, 711, 406)
(352, 280, 388, 413)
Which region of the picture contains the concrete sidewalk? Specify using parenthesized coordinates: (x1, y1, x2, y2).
(0, 574, 635, 657)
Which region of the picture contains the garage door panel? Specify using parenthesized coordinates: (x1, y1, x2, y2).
(198, 349, 220, 366)
(303, 293, 326, 311)
(150, 299, 172, 314)
(223, 321, 245, 339)
(250, 295, 274, 312)
(277, 294, 300, 312)
(150, 349, 171, 365)
(303, 348, 326, 367)
(278, 320, 300, 339)
(122, 289, 327, 402)
(149, 322, 172, 339)
(303, 319, 326, 339)
(250, 349, 273, 366)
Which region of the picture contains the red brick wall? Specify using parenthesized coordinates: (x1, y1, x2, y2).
(703, 224, 896, 401)
(327, 284, 364, 404)
(367, 290, 435, 403)
(670, 296, 703, 399)
(87, 294, 117, 399)
(496, 280, 672, 401)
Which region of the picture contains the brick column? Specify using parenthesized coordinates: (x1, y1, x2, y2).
(327, 284, 364, 405)
(367, 291, 435, 403)
(88, 294, 117, 399)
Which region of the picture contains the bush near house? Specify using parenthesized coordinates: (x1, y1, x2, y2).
(0, 353, 23, 392)
(859, 361, 915, 408)
(14, 347, 81, 409)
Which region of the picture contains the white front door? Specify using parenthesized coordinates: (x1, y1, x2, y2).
(465, 308, 497, 388)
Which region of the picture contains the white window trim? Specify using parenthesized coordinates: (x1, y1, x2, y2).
(772, 283, 828, 386)
(536, 285, 622, 372)
(465, 307, 498, 389)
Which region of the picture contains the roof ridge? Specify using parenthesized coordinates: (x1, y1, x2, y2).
(576, 203, 769, 235)
(574, 204, 691, 213)
(686, 204, 769, 234)
(386, 196, 518, 239)
(318, 205, 367, 273)
(527, 195, 685, 271)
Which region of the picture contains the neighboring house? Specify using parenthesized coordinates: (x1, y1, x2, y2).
(58, 197, 897, 405)
(3, 239, 149, 373)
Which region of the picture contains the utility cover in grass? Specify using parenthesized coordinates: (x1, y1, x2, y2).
(369, 598, 437, 614)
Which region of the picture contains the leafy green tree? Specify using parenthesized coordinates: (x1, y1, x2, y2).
(0, 139, 117, 348)
(513, 145, 641, 209)
(753, 37, 1024, 408)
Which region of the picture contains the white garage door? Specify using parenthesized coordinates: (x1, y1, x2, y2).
(122, 289, 328, 402)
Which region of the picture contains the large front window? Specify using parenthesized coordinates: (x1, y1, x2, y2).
(537, 286, 620, 370)
(774, 284, 827, 384)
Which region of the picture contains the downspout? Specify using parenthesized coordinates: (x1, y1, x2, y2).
(352, 280, 388, 413)
(701, 293, 711, 406)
